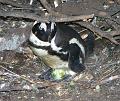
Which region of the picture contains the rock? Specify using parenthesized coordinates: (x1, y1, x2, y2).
(0, 26, 31, 51)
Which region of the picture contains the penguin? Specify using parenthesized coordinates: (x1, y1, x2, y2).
(28, 21, 94, 81)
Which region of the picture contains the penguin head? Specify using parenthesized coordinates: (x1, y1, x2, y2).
(31, 22, 56, 42)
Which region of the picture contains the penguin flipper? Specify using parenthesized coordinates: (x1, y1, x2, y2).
(68, 44, 85, 74)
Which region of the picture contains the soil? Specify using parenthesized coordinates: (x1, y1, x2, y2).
(0, 0, 120, 101)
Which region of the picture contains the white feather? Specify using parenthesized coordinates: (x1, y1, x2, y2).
(33, 21, 38, 25)
(39, 23, 47, 31)
(51, 22, 55, 31)
(29, 32, 50, 46)
(69, 38, 85, 57)
(30, 46, 48, 56)
(51, 36, 67, 54)
(31, 48, 75, 76)
(51, 36, 62, 52)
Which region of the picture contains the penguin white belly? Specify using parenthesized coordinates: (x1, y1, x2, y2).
(30, 46, 67, 68)
(30, 46, 76, 75)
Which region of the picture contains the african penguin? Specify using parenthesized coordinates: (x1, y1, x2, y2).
(29, 22, 94, 80)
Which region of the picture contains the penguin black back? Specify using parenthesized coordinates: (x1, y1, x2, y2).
(48, 23, 86, 73)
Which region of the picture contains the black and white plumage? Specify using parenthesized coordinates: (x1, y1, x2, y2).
(29, 21, 94, 80)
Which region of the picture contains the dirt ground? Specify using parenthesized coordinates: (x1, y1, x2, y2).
(0, 32, 120, 101)
(0, 0, 120, 101)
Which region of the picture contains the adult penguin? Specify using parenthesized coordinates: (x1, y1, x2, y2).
(29, 22, 94, 81)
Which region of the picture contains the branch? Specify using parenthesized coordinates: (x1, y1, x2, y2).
(0, 9, 94, 22)
(77, 21, 120, 44)
(0, 86, 49, 92)
(0, 9, 42, 20)
(39, 0, 94, 21)
(39, 0, 56, 14)
(0, 0, 30, 8)
(0, 0, 94, 22)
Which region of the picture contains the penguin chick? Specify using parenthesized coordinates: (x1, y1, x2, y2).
(29, 22, 94, 81)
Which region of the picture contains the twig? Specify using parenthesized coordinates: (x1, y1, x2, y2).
(0, 64, 61, 90)
(96, 66, 120, 86)
(100, 75, 120, 84)
(102, 62, 120, 69)
(111, 10, 120, 16)
(0, 65, 35, 84)
(0, 86, 48, 92)
(104, 17, 120, 29)
(0, 89, 32, 92)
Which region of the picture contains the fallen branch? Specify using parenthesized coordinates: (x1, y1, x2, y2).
(0, 86, 48, 92)
(77, 21, 120, 44)
(0, 0, 31, 8)
(39, 0, 94, 21)
(0, 9, 94, 22)
(39, 0, 57, 14)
